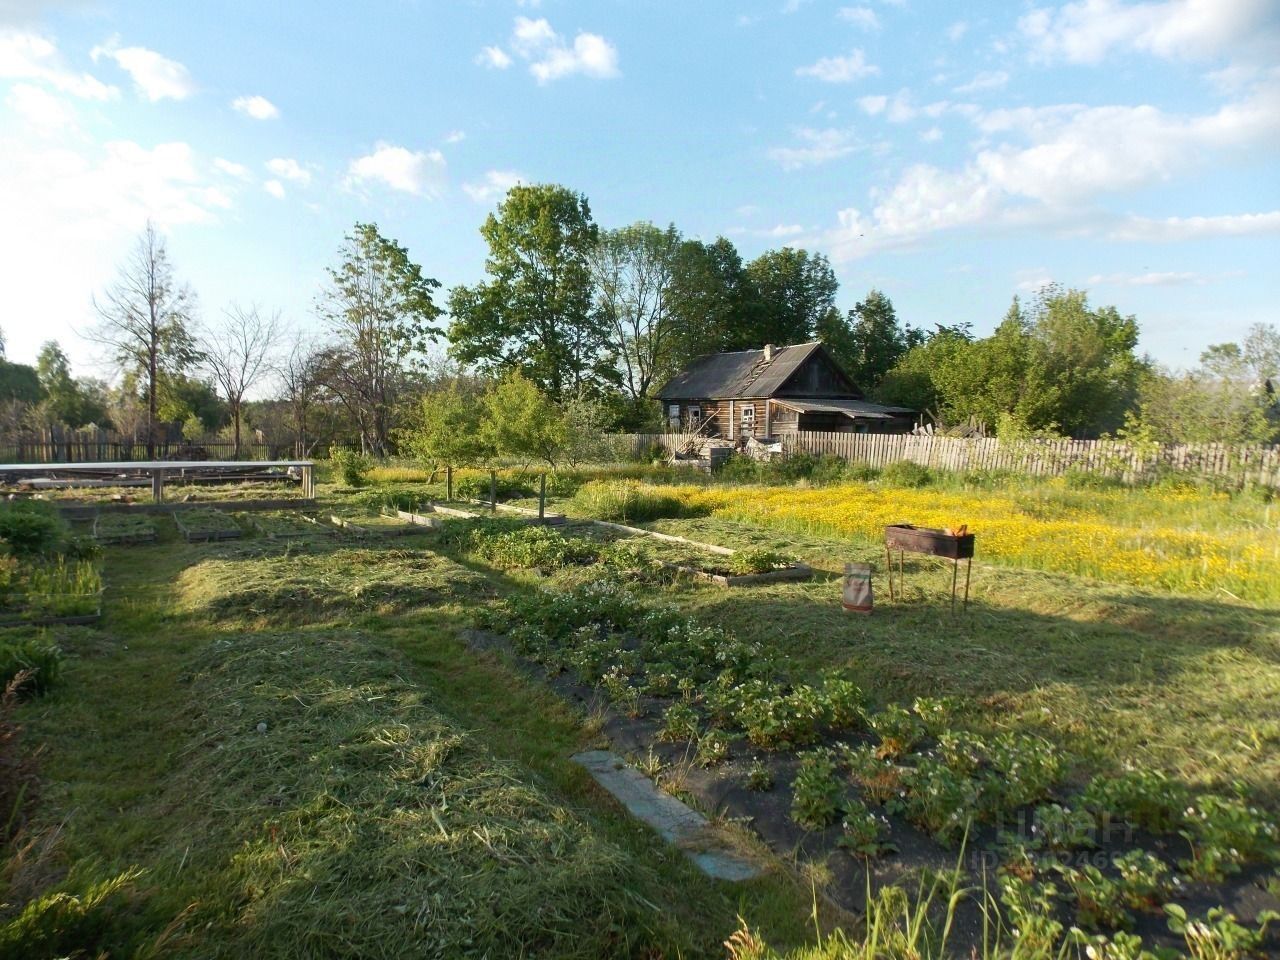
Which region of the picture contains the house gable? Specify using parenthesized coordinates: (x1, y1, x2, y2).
(773, 345, 863, 399)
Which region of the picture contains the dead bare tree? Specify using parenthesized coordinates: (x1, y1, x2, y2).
(200, 305, 282, 458)
(87, 222, 199, 457)
(276, 333, 325, 457)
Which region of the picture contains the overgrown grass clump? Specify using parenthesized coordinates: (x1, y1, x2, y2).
(570, 479, 690, 523)
(0, 634, 64, 696)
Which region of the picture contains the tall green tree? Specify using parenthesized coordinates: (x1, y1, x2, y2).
(481, 371, 567, 468)
(590, 222, 682, 401)
(818, 289, 923, 390)
(1028, 285, 1142, 436)
(744, 248, 838, 347)
(665, 237, 757, 365)
(89, 221, 200, 456)
(36, 342, 106, 427)
(316, 223, 443, 456)
(402, 381, 493, 468)
(449, 184, 605, 400)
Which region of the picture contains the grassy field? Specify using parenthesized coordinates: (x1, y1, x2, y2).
(2, 518, 820, 958)
(4, 467, 1279, 958)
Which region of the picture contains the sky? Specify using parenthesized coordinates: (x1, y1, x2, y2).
(1, 0, 1278, 378)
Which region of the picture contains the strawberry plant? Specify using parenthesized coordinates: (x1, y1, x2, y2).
(1081, 768, 1190, 834)
(838, 799, 894, 858)
(791, 749, 843, 830)
(999, 875, 1064, 956)
(1031, 803, 1098, 852)
(746, 759, 774, 791)
(843, 742, 902, 805)
(1179, 793, 1280, 881)
(868, 705, 924, 760)
(892, 756, 976, 847)
(911, 695, 961, 737)
(1113, 850, 1176, 912)
(1054, 863, 1132, 932)
(696, 731, 730, 767)
(1165, 904, 1279, 960)
(659, 702, 699, 743)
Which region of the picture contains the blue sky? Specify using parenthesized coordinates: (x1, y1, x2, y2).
(1, 0, 1277, 376)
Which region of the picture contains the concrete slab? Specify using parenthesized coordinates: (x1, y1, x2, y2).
(572, 749, 762, 882)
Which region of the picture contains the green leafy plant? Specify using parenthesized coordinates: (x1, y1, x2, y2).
(999, 875, 1064, 956)
(1054, 863, 1132, 932)
(570, 480, 688, 523)
(838, 799, 895, 858)
(879, 461, 933, 488)
(1113, 850, 1176, 912)
(658, 702, 699, 743)
(1081, 768, 1190, 834)
(868, 705, 925, 760)
(696, 731, 731, 767)
(843, 742, 903, 805)
(893, 756, 976, 847)
(746, 759, 774, 792)
(1031, 803, 1098, 852)
(0, 501, 67, 557)
(912, 696, 961, 736)
(0, 635, 64, 697)
(726, 548, 789, 576)
(791, 749, 843, 831)
(1179, 793, 1280, 881)
(330, 446, 372, 487)
(977, 733, 1063, 819)
(1165, 904, 1279, 960)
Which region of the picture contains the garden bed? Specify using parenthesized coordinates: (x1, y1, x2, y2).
(463, 576, 1280, 957)
(91, 511, 160, 545)
(251, 511, 329, 540)
(0, 559, 104, 628)
(173, 507, 243, 542)
(323, 511, 420, 537)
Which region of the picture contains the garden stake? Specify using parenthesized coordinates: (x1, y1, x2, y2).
(539, 473, 547, 522)
(490, 470, 497, 513)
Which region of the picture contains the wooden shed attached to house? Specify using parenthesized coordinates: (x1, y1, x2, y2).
(654, 341, 917, 440)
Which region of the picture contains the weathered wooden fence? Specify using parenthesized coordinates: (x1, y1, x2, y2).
(616, 432, 1280, 486)
(0, 427, 271, 463)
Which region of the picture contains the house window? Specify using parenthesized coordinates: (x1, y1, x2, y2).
(688, 405, 701, 425)
(668, 404, 681, 427)
(740, 404, 755, 435)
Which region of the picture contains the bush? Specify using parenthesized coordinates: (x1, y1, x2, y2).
(715, 454, 763, 483)
(726, 548, 789, 576)
(570, 481, 687, 523)
(455, 475, 536, 503)
(879, 461, 933, 488)
(1063, 467, 1123, 490)
(329, 447, 372, 487)
(0, 501, 66, 557)
(0, 635, 64, 697)
(844, 460, 880, 482)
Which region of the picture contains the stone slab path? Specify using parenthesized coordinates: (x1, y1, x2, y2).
(572, 749, 762, 882)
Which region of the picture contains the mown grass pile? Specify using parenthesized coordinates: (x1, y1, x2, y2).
(164, 629, 678, 957)
(177, 544, 490, 622)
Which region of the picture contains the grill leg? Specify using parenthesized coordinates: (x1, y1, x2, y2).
(951, 559, 959, 614)
(964, 558, 972, 610)
(884, 543, 894, 600)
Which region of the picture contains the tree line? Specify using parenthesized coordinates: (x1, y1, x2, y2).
(0, 183, 1277, 461)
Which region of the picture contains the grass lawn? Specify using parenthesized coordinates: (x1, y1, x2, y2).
(5, 467, 1279, 959)
(3, 519, 819, 958)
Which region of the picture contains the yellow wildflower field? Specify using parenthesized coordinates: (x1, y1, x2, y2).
(649, 482, 1279, 603)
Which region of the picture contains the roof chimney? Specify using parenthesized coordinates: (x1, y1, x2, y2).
(763, 343, 775, 362)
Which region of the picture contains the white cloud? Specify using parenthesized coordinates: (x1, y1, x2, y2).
(1108, 210, 1280, 241)
(857, 89, 953, 123)
(231, 94, 278, 119)
(476, 45, 512, 69)
(0, 130, 232, 364)
(346, 142, 446, 197)
(823, 76, 1280, 259)
(5, 80, 74, 129)
(732, 222, 806, 239)
(837, 6, 880, 30)
(769, 127, 859, 169)
(462, 169, 523, 203)
(90, 37, 194, 101)
(1015, 268, 1056, 292)
(213, 157, 249, 179)
(953, 70, 1009, 94)
(265, 157, 310, 185)
(444, 129, 466, 144)
(946, 21, 969, 42)
(483, 17, 619, 84)
(263, 179, 285, 199)
(920, 126, 943, 142)
(1085, 270, 1240, 286)
(795, 48, 878, 82)
(1019, 0, 1279, 65)
(0, 28, 116, 99)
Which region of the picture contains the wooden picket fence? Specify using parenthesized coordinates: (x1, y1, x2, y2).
(616, 432, 1280, 486)
(0, 427, 270, 464)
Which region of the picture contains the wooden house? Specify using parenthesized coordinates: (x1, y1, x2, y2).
(654, 341, 917, 439)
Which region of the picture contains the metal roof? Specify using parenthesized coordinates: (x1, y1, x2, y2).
(771, 398, 917, 420)
(655, 342, 826, 400)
